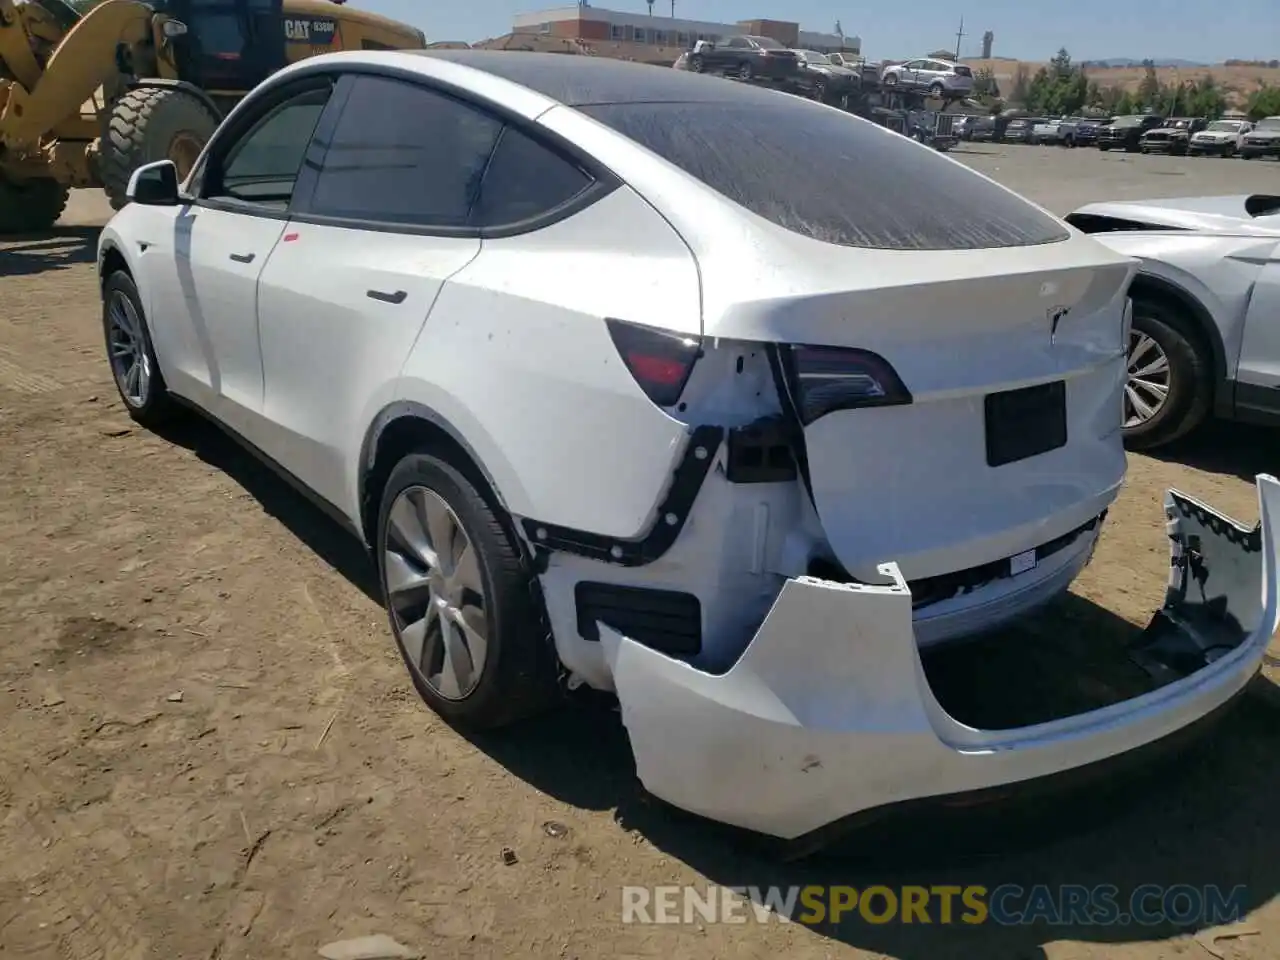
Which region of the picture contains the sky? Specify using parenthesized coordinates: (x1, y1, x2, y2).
(358, 0, 1277, 64)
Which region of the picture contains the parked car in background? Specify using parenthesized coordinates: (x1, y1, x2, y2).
(1067, 116, 1112, 147)
(1096, 114, 1165, 151)
(687, 35, 799, 81)
(880, 57, 974, 98)
(1241, 116, 1280, 159)
(1030, 117, 1063, 144)
(1140, 117, 1207, 155)
(1002, 117, 1039, 143)
(1188, 118, 1254, 157)
(790, 48, 860, 103)
(100, 49, 1280, 850)
(963, 115, 997, 140)
(1067, 193, 1280, 449)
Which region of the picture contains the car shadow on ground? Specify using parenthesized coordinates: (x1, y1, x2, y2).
(0, 227, 98, 278)
(151, 412, 1280, 958)
(1146, 420, 1277, 484)
(152, 414, 381, 604)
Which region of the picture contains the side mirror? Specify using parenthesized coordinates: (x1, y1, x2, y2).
(126, 160, 180, 206)
(161, 18, 189, 38)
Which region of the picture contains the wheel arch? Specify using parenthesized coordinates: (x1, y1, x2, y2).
(358, 401, 517, 552)
(98, 238, 130, 289)
(1128, 271, 1228, 393)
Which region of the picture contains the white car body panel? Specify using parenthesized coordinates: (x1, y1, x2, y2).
(96, 51, 1280, 846)
(1070, 196, 1280, 395)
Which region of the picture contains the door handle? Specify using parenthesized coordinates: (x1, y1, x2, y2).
(366, 289, 407, 305)
(229, 252, 255, 263)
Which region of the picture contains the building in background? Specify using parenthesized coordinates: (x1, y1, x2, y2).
(981, 30, 993, 59)
(509, 5, 858, 55)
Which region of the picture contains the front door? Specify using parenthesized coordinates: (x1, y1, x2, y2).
(169, 0, 287, 92)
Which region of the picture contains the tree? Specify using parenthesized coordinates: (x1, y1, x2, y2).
(1246, 85, 1280, 119)
(1137, 60, 1161, 109)
(1049, 47, 1073, 80)
(1009, 63, 1030, 106)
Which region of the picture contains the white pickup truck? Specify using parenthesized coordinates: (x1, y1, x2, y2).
(1030, 117, 1064, 144)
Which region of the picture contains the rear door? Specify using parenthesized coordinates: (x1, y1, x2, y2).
(253, 74, 501, 512)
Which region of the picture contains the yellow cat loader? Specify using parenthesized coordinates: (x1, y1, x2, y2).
(0, 0, 425, 232)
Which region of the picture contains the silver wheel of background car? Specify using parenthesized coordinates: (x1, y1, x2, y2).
(384, 486, 488, 702)
(106, 289, 152, 408)
(1124, 330, 1171, 427)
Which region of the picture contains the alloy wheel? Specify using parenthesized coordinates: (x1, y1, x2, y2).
(383, 486, 488, 701)
(106, 290, 151, 407)
(1124, 330, 1171, 427)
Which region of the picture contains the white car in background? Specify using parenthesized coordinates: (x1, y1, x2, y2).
(97, 50, 1280, 851)
(1187, 119, 1254, 157)
(880, 56, 974, 97)
(1066, 193, 1280, 449)
(1031, 117, 1064, 144)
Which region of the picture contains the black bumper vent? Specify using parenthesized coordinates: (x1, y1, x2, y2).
(575, 582, 702, 656)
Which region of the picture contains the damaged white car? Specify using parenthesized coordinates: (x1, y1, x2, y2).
(1066, 194, 1280, 449)
(96, 50, 1280, 851)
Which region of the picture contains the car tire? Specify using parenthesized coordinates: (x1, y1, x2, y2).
(376, 451, 560, 731)
(738, 61, 754, 80)
(102, 269, 181, 428)
(1098, 145, 1110, 151)
(1122, 297, 1212, 451)
(1223, 144, 1236, 158)
(929, 82, 944, 97)
(688, 54, 704, 72)
(883, 73, 897, 86)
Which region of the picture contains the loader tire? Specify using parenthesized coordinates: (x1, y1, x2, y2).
(100, 87, 220, 210)
(0, 173, 70, 235)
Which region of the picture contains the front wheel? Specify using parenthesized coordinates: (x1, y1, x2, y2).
(1122, 297, 1212, 451)
(377, 452, 559, 730)
(1098, 145, 1111, 151)
(102, 270, 180, 428)
(688, 54, 704, 72)
(1223, 144, 1236, 158)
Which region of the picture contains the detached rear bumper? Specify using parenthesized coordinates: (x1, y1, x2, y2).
(602, 476, 1280, 843)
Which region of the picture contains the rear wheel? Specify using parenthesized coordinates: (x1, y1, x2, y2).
(377, 452, 560, 730)
(883, 73, 898, 87)
(688, 53, 704, 72)
(99, 86, 220, 210)
(1122, 297, 1212, 451)
(929, 81, 944, 98)
(737, 61, 754, 80)
(0, 172, 70, 234)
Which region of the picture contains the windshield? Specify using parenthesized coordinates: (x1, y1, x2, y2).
(749, 36, 784, 50)
(1257, 118, 1280, 130)
(1111, 116, 1145, 128)
(1206, 121, 1240, 132)
(796, 51, 827, 63)
(578, 100, 1068, 251)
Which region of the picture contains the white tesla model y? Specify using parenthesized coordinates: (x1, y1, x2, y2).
(98, 50, 1280, 851)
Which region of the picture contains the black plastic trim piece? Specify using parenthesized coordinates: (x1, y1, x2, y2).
(575, 582, 702, 655)
(1234, 381, 1280, 426)
(725, 416, 797, 483)
(521, 424, 725, 567)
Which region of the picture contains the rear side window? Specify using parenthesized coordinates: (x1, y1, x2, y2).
(471, 126, 593, 228)
(308, 75, 502, 226)
(578, 101, 1069, 250)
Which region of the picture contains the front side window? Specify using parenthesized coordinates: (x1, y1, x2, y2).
(580, 100, 1069, 250)
(307, 75, 502, 227)
(210, 85, 331, 207)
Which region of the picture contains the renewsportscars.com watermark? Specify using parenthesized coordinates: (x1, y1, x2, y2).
(622, 884, 1249, 927)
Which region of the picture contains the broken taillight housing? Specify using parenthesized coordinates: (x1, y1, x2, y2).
(606, 318, 702, 407)
(781, 344, 912, 425)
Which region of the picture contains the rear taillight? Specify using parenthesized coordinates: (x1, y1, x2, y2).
(606, 317, 702, 407)
(781, 345, 912, 425)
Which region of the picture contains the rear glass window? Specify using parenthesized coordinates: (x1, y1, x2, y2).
(578, 100, 1068, 250)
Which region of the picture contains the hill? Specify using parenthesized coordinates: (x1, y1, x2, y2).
(961, 58, 1280, 106)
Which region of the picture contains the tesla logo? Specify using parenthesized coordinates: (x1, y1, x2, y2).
(1048, 305, 1070, 345)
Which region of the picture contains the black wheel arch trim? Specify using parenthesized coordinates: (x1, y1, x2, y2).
(360, 404, 725, 569)
(520, 424, 725, 569)
(125, 78, 225, 121)
(1128, 272, 1229, 411)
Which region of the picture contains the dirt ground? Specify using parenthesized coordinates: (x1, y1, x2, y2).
(2, 148, 1279, 960)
